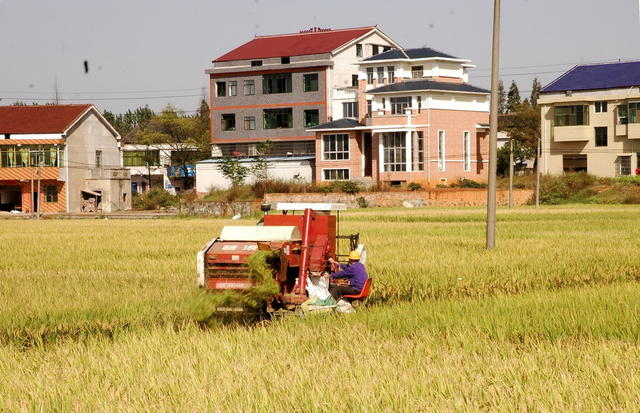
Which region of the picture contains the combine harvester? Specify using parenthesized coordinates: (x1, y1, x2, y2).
(197, 203, 367, 314)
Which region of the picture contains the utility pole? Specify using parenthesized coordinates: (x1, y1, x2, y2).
(535, 136, 541, 207)
(36, 158, 41, 220)
(486, 0, 501, 249)
(30, 171, 34, 218)
(508, 138, 513, 208)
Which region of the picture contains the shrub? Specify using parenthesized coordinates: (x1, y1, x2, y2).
(459, 178, 487, 188)
(408, 182, 423, 191)
(356, 196, 369, 208)
(133, 188, 180, 210)
(340, 181, 360, 194)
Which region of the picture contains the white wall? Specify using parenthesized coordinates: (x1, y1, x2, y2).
(197, 159, 314, 192)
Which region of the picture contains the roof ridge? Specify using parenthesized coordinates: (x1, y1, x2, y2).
(255, 26, 375, 39)
(541, 65, 579, 91)
(574, 59, 640, 68)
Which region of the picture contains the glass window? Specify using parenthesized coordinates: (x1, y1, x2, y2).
(463, 131, 471, 172)
(438, 130, 446, 172)
(411, 66, 423, 79)
(263, 73, 292, 94)
(366, 68, 374, 85)
(417, 131, 424, 171)
(629, 102, 640, 123)
(387, 66, 395, 83)
(595, 127, 607, 147)
(377, 67, 384, 83)
(243, 80, 255, 95)
(263, 108, 292, 129)
(123, 150, 160, 167)
(281, 56, 290, 64)
(356, 44, 362, 57)
(216, 81, 226, 97)
(352, 74, 359, 87)
(618, 104, 628, 125)
(595, 101, 607, 113)
(342, 102, 358, 118)
(383, 132, 406, 172)
(304, 110, 319, 127)
(390, 97, 411, 115)
(383, 46, 391, 52)
(617, 156, 631, 176)
(367, 100, 372, 117)
(417, 96, 422, 110)
(554, 105, 588, 126)
(372, 45, 379, 55)
(323, 168, 349, 181)
(228, 81, 237, 96)
(322, 134, 349, 160)
(221, 114, 236, 131)
(251, 60, 262, 67)
(303, 73, 319, 92)
(244, 116, 256, 130)
(45, 185, 58, 203)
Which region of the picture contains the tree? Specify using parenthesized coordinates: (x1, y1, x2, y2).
(103, 106, 155, 138)
(217, 156, 248, 187)
(497, 80, 507, 114)
(530, 77, 542, 108)
(506, 80, 521, 113)
(137, 105, 210, 190)
(498, 102, 539, 174)
(250, 140, 272, 182)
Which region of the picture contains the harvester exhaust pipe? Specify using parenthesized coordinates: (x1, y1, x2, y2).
(297, 208, 313, 294)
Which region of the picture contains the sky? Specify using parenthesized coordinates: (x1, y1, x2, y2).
(1, 0, 639, 114)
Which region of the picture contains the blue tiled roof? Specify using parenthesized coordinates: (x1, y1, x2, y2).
(368, 79, 489, 94)
(542, 61, 640, 93)
(362, 47, 459, 62)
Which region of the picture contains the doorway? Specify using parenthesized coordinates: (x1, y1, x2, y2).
(364, 132, 373, 177)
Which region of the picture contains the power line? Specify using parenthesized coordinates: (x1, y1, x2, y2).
(0, 87, 206, 95)
(1, 94, 202, 102)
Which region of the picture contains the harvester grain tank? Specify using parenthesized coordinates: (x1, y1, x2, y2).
(197, 203, 365, 311)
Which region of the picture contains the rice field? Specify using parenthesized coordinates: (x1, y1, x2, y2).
(1, 205, 640, 411)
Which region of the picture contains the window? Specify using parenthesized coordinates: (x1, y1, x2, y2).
(383, 132, 406, 172)
(356, 43, 362, 57)
(377, 67, 384, 84)
(243, 80, 255, 95)
(390, 97, 411, 115)
(372, 45, 379, 55)
(417, 96, 422, 110)
(216, 81, 226, 97)
(322, 134, 349, 160)
(45, 185, 58, 203)
(417, 131, 424, 171)
(616, 156, 632, 176)
(221, 114, 236, 131)
(629, 102, 640, 123)
(323, 168, 349, 181)
(438, 130, 446, 172)
(366, 68, 374, 85)
(304, 110, 319, 127)
(228, 81, 237, 96)
(303, 73, 319, 92)
(123, 150, 160, 167)
(367, 100, 372, 117)
(263, 108, 292, 129)
(387, 66, 395, 83)
(411, 66, 423, 78)
(595, 101, 607, 113)
(383, 46, 391, 52)
(463, 131, 471, 172)
(554, 105, 588, 126)
(95, 150, 102, 168)
(251, 60, 262, 67)
(382, 98, 386, 112)
(281, 56, 290, 64)
(263, 73, 292, 94)
(618, 104, 628, 124)
(595, 127, 607, 147)
(342, 102, 358, 118)
(244, 116, 256, 130)
(352, 74, 359, 87)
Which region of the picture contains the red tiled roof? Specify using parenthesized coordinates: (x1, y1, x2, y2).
(214, 27, 375, 62)
(0, 104, 92, 134)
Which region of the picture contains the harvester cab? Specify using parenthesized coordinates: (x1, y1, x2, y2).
(197, 203, 365, 312)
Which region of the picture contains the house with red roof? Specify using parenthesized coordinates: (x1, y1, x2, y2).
(203, 26, 399, 174)
(0, 104, 131, 213)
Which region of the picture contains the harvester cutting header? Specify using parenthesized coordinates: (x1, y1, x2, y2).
(197, 203, 368, 312)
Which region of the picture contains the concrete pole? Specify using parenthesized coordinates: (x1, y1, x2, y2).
(30, 173, 34, 218)
(508, 138, 513, 208)
(486, 0, 501, 250)
(37, 166, 41, 220)
(535, 136, 541, 208)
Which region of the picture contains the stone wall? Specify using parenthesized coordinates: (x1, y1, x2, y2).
(264, 188, 533, 208)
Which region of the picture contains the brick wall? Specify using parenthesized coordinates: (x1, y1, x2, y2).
(264, 188, 533, 208)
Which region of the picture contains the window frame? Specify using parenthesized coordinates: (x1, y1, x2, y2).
(438, 130, 446, 172)
(376, 66, 384, 84)
(303, 73, 319, 92)
(342, 102, 358, 118)
(262, 73, 292, 94)
(382, 132, 407, 172)
(322, 168, 350, 181)
(411, 66, 423, 79)
(221, 113, 236, 131)
(366, 68, 374, 85)
(390, 97, 411, 115)
(372, 45, 379, 55)
(251, 60, 262, 67)
(463, 131, 471, 172)
(322, 134, 350, 161)
(554, 105, 589, 126)
(244, 116, 256, 130)
(263, 108, 293, 129)
(303, 109, 320, 127)
(356, 43, 363, 57)
(595, 126, 608, 147)
(45, 185, 58, 203)
(387, 66, 395, 83)
(595, 101, 608, 113)
(243, 80, 255, 96)
(123, 150, 160, 167)
(228, 81, 237, 96)
(352, 74, 359, 87)
(216, 81, 226, 97)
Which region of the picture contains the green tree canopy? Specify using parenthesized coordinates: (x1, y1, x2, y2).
(497, 80, 507, 114)
(530, 78, 542, 108)
(506, 80, 521, 113)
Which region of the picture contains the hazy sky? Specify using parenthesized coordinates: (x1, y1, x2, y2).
(1, 0, 639, 114)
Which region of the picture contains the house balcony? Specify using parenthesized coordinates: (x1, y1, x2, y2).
(553, 125, 592, 142)
(627, 123, 640, 139)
